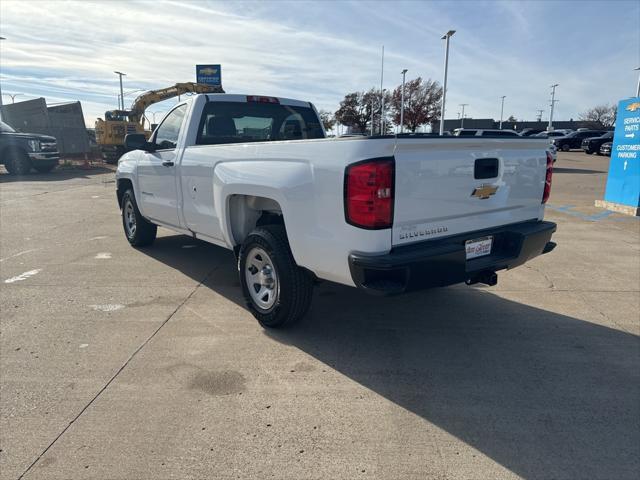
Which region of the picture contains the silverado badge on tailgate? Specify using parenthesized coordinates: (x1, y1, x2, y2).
(471, 184, 498, 199)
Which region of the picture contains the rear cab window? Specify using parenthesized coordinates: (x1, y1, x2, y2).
(196, 100, 324, 145)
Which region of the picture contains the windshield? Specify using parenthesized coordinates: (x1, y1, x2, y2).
(0, 120, 16, 133)
(196, 101, 325, 145)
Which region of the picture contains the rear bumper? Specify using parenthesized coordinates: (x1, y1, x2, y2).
(349, 220, 557, 295)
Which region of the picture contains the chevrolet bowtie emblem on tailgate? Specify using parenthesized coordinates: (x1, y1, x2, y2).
(471, 184, 498, 199)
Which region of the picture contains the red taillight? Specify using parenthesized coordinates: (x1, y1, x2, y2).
(246, 95, 280, 104)
(542, 151, 553, 204)
(345, 159, 394, 229)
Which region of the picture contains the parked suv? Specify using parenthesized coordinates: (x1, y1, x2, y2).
(552, 130, 607, 152)
(581, 131, 614, 155)
(0, 120, 60, 174)
(453, 128, 521, 137)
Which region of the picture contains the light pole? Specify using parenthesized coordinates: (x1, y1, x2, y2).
(499, 96, 506, 129)
(0, 37, 5, 119)
(380, 46, 385, 135)
(370, 100, 374, 136)
(635, 67, 640, 97)
(459, 103, 468, 128)
(548, 84, 559, 131)
(400, 69, 408, 134)
(439, 30, 456, 136)
(114, 71, 126, 110)
(118, 88, 144, 110)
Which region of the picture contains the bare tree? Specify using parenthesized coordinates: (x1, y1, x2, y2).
(335, 89, 392, 135)
(318, 110, 336, 132)
(389, 77, 442, 133)
(579, 104, 618, 128)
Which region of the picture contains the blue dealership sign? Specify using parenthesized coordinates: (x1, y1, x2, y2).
(196, 64, 222, 86)
(602, 97, 640, 211)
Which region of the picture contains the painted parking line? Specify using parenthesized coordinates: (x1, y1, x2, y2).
(546, 204, 626, 222)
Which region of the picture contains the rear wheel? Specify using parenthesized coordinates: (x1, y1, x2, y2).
(4, 148, 31, 175)
(561, 144, 571, 152)
(121, 189, 157, 247)
(239, 225, 313, 328)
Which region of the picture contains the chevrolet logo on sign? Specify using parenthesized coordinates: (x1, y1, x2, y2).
(471, 184, 498, 199)
(625, 102, 640, 112)
(199, 67, 218, 76)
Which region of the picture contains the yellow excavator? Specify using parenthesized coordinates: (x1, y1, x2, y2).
(95, 82, 224, 163)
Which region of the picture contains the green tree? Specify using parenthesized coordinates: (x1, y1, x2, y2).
(390, 77, 443, 132)
(335, 89, 392, 135)
(318, 110, 336, 132)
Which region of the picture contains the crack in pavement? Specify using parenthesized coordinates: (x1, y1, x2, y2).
(16, 265, 219, 480)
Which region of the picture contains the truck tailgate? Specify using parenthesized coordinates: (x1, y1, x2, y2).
(392, 138, 548, 246)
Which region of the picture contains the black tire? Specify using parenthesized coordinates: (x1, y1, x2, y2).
(33, 162, 57, 173)
(4, 147, 32, 175)
(238, 225, 313, 328)
(121, 189, 157, 247)
(561, 144, 571, 152)
(585, 150, 593, 155)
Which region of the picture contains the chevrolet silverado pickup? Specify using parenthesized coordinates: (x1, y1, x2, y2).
(116, 94, 556, 328)
(0, 120, 60, 174)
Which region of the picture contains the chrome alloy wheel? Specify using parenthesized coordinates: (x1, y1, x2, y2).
(245, 247, 279, 311)
(124, 199, 137, 237)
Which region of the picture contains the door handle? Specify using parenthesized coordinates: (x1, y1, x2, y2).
(162, 160, 174, 167)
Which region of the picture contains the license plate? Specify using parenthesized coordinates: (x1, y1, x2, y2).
(465, 236, 493, 259)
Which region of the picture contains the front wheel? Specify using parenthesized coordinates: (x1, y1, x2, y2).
(561, 144, 571, 152)
(4, 148, 32, 175)
(239, 225, 313, 328)
(121, 189, 157, 247)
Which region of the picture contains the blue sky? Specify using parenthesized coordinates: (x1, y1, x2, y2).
(1, 0, 638, 128)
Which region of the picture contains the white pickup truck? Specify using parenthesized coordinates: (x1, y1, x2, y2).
(116, 94, 556, 328)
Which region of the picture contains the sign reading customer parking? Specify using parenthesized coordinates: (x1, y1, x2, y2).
(603, 97, 640, 209)
(196, 64, 221, 86)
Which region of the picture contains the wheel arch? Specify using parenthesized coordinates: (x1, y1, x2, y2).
(116, 177, 134, 208)
(225, 193, 286, 247)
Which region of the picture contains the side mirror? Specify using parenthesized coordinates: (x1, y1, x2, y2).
(124, 133, 154, 152)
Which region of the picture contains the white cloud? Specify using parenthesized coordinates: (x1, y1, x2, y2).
(0, 0, 637, 127)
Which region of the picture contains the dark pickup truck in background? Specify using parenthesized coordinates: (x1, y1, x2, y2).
(581, 131, 614, 154)
(0, 120, 60, 174)
(551, 129, 607, 152)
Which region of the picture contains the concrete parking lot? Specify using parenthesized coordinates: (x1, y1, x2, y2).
(1, 152, 638, 480)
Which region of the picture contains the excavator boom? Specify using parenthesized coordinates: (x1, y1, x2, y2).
(128, 82, 224, 124)
(95, 82, 224, 163)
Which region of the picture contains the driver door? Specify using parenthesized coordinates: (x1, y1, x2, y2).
(137, 104, 187, 227)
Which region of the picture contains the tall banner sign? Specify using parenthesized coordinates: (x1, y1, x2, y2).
(598, 97, 640, 215)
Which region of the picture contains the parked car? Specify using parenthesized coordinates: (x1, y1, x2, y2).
(116, 93, 556, 328)
(552, 130, 607, 151)
(533, 130, 573, 138)
(519, 128, 545, 136)
(453, 128, 521, 137)
(581, 131, 614, 154)
(0, 120, 60, 174)
(600, 142, 612, 156)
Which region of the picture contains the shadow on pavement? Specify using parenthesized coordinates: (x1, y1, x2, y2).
(141, 233, 640, 480)
(552, 167, 605, 174)
(0, 166, 114, 183)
